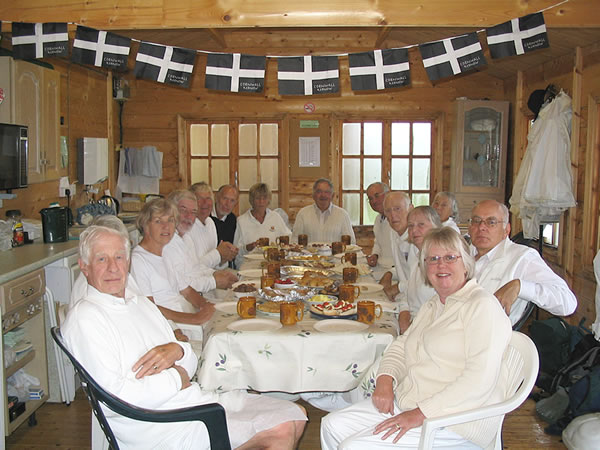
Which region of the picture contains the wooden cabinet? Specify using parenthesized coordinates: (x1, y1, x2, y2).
(0, 269, 48, 435)
(0, 57, 64, 183)
(450, 99, 509, 221)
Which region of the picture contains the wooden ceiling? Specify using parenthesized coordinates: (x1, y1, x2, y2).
(2, 0, 600, 80)
(115, 26, 600, 80)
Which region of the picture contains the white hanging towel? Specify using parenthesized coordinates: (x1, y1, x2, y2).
(116, 147, 162, 200)
(509, 90, 576, 239)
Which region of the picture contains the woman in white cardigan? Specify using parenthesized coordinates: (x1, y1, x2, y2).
(321, 227, 512, 449)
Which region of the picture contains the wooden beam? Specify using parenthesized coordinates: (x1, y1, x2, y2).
(206, 28, 227, 48)
(582, 93, 600, 265)
(1, 0, 599, 29)
(564, 46, 582, 286)
(510, 70, 526, 234)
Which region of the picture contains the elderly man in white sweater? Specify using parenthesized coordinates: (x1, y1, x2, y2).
(292, 178, 356, 244)
(366, 182, 395, 274)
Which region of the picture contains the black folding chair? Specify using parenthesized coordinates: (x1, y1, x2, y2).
(51, 327, 231, 450)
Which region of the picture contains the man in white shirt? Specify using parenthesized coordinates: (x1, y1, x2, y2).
(186, 182, 238, 269)
(380, 192, 413, 299)
(292, 178, 356, 244)
(163, 190, 237, 293)
(470, 199, 577, 326)
(64, 225, 306, 449)
(365, 182, 394, 272)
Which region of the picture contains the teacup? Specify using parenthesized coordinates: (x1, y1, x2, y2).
(341, 234, 352, 245)
(357, 300, 382, 324)
(331, 241, 346, 255)
(341, 252, 357, 265)
(261, 274, 276, 289)
(276, 235, 290, 246)
(280, 301, 304, 326)
(298, 234, 308, 246)
(263, 247, 281, 261)
(342, 267, 359, 283)
(266, 262, 281, 278)
(257, 237, 270, 247)
(237, 296, 256, 319)
(338, 284, 361, 303)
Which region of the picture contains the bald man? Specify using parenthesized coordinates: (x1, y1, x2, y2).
(469, 199, 577, 325)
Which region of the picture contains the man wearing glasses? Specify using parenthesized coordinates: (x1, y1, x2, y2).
(469, 199, 577, 325)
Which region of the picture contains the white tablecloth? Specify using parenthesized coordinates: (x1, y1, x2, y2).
(198, 251, 399, 393)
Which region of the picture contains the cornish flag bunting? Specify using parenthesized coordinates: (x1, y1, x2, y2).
(205, 53, 266, 93)
(419, 33, 486, 82)
(486, 12, 549, 59)
(71, 26, 131, 71)
(11, 22, 69, 60)
(134, 42, 196, 88)
(278, 55, 339, 96)
(348, 48, 410, 91)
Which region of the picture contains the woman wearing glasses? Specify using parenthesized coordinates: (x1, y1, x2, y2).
(321, 227, 512, 449)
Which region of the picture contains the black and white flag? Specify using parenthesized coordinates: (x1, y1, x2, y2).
(278, 55, 339, 96)
(134, 42, 196, 88)
(419, 33, 486, 82)
(71, 26, 131, 71)
(348, 48, 410, 91)
(11, 22, 69, 60)
(486, 12, 549, 59)
(205, 53, 266, 93)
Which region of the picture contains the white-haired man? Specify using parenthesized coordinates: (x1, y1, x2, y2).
(63, 225, 306, 449)
(164, 190, 238, 293)
(186, 182, 238, 269)
(292, 178, 356, 244)
(365, 182, 394, 272)
(469, 199, 577, 325)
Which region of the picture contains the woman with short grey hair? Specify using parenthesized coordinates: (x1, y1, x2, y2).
(233, 182, 291, 267)
(432, 191, 460, 233)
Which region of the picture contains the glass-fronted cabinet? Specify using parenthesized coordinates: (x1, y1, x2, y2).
(450, 99, 509, 221)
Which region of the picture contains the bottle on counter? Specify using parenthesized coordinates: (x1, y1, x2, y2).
(6, 209, 25, 247)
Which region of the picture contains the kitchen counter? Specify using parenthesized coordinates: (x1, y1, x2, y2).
(0, 240, 80, 285)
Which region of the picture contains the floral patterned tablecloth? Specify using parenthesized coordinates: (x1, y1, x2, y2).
(197, 307, 398, 394)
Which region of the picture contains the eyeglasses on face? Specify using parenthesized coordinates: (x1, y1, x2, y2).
(425, 254, 462, 265)
(468, 217, 505, 228)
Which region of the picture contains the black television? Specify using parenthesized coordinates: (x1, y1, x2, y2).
(0, 123, 28, 191)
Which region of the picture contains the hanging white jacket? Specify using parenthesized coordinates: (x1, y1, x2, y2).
(509, 90, 576, 239)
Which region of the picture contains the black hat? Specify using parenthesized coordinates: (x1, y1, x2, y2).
(527, 89, 546, 119)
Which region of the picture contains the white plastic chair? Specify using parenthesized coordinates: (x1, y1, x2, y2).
(418, 331, 539, 450)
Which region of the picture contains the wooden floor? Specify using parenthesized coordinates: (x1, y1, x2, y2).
(6, 390, 565, 449)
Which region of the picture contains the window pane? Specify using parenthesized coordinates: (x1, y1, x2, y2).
(260, 123, 278, 156)
(343, 123, 361, 155)
(211, 124, 229, 156)
(343, 193, 360, 225)
(391, 122, 410, 155)
(413, 122, 432, 155)
(190, 124, 208, 156)
(271, 193, 279, 209)
(211, 159, 229, 190)
(391, 159, 409, 190)
(239, 159, 257, 190)
(363, 158, 381, 189)
(190, 159, 208, 185)
(364, 122, 382, 155)
(260, 158, 279, 190)
(239, 124, 257, 156)
(412, 193, 430, 207)
(239, 193, 250, 214)
(363, 193, 378, 226)
(342, 159, 361, 190)
(412, 159, 430, 190)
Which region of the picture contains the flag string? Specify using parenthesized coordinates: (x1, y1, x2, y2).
(0, 0, 569, 59)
